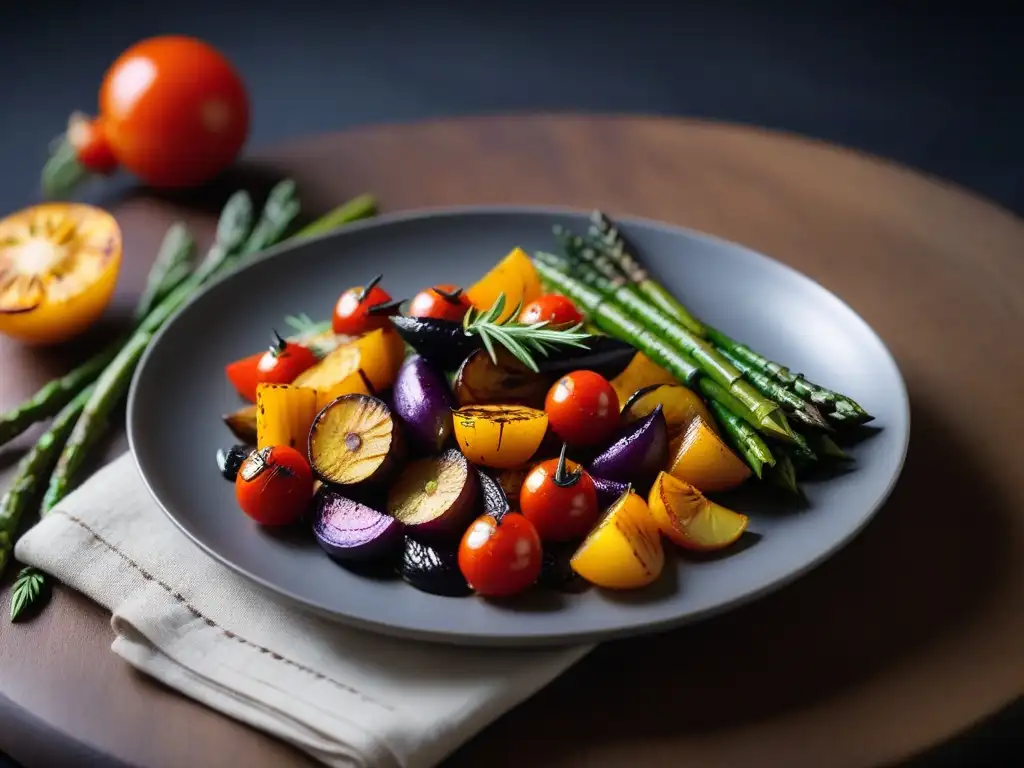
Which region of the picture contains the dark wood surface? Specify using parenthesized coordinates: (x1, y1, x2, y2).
(0, 116, 1021, 768)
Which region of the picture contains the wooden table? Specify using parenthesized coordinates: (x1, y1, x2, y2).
(1, 116, 1021, 768)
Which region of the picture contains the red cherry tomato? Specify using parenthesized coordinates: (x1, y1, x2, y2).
(65, 36, 249, 189)
(225, 351, 263, 402)
(332, 274, 394, 335)
(235, 445, 314, 526)
(407, 283, 473, 322)
(545, 370, 620, 446)
(67, 115, 118, 175)
(256, 332, 318, 385)
(458, 513, 543, 597)
(520, 447, 599, 542)
(520, 294, 583, 327)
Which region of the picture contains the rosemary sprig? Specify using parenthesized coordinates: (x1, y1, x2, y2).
(463, 293, 592, 372)
(10, 566, 45, 621)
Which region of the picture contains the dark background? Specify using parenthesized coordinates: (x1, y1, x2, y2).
(0, 1, 1020, 766)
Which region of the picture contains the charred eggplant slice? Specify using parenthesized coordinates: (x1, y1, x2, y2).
(392, 355, 456, 453)
(533, 335, 636, 380)
(389, 315, 479, 371)
(477, 469, 510, 520)
(308, 394, 403, 485)
(399, 537, 472, 597)
(387, 448, 479, 541)
(453, 349, 548, 408)
(312, 488, 404, 562)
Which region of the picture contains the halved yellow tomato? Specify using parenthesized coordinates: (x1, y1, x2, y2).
(0, 203, 122, 345)
(465, 247, 542, 322)
(668, 415, 751, 493)
(570, 489, 665, 589)
(648, 471, 748, 551)
(452, 404, 548, 469)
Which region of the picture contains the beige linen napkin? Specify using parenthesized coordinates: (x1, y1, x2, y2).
(14, 453, 591, 768)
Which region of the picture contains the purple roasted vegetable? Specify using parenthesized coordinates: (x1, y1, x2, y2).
(588, 405, 669, 490)
(392, 355, 456, 453)
(591, 475, 631, 509)
(312, 488, 404, 562)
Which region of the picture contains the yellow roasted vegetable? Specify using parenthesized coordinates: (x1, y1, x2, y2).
(256, 383, 320, 451)
(570, 490, 664, 589)
(668, 416, 751, 493)
(648, 471, 748, 551)
(465, 247, 542, 322)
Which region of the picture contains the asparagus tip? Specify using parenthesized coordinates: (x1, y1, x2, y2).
(760, 410, 796, 442)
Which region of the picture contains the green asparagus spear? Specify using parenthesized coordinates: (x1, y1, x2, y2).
(237, 179, 301, 256)
(583, 210, 874, 425)
(767, 448, 801, 495)
(787, 430, 819, 467)
(0, 343, 118, 447)
(533, 254, 699, 383)
(586, 211, 707, 336)
(293, 194, 378, 239)
(549, 249, 794, 441)
(133, 223, 196, 322)
(716, 346, 830, 431)
(803, 431, 853, 462)
(0, 386, 94, 577)
(706, 399, 775, 478)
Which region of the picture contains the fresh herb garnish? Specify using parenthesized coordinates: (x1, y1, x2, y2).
(463, 293, 591, 373)
(10, 566, 45, 621)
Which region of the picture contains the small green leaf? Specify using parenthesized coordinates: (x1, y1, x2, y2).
(10, 567, 46, 622)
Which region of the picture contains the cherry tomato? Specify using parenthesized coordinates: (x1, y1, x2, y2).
(225, 351, 263, 402)
(545, 370, 620, 446)
(235, 445, 314, 526)
(520, 446, 600, 542)
(458, 513, 543, 597)
(62, 36, 249, 190)
(520, 294, 583, 327)
(332, 274, 394, 335)
(256, 331, 318, 385)
(408, 283, 473, 322)
(67, 115, 118, 175)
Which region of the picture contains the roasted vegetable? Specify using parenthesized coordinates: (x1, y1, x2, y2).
(668, 415, 752, 494)
(392, 355, 456, 453)
(312, 488, 404, 562)
(570, 489, 664, 589)
(408, 283, 473, 322)
(496, 466, 529, 508)
(222, 404, 258, 444)
(294, 328, 405, 394)
(308, 394, 403, 485)
(387, 448, 478, 541)
(591, 475, 630, 509)
(332, 274, 393, 335)
(465, 246, 542, 323)
(477, 469, 511, 520)
(610, 352, 678, 408)
(589, 405, 669, 490)
(399, 537, 472, 597)
(389, 315, 479, 371)
(453, 349, 548, 408)
(622, 383, 715, 440)
(314, 369, 374, 411)
(453, 404, 549, 469)
(531, 335, 636, 380)
(235, 445, 314, 527)
(544, 370, 620, 447)
(520, 444, 600, 542)
(458, 512, 543, 597)
(216, 444, 251, 481)
(255, 383, 320, 451)
(648, 471, 748, 551)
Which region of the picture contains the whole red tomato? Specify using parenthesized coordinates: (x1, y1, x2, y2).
(46, 36, 249, 194)
(520, 445, 599, 542)
(519, 294, 583, 327)
(256, 332, 319, 385)
(408, 284, 472, 322)
(458, 512, 542, 597)
(545, 370, 620, 446)
(332, 274, 395, 335)
(235, 445, 314, 526)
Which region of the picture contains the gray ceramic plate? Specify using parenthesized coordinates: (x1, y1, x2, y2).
(128, 207, 910, 647)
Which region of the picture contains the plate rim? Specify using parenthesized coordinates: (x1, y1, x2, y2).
(127, 204, 911, 647)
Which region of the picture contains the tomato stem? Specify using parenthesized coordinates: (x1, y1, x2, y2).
(435, 287, 464, 305)
(552, 442, 582, 488)
(269, 329, 288, 358)
(358, 274, 383, 302)
(366, 299, 404, 316)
